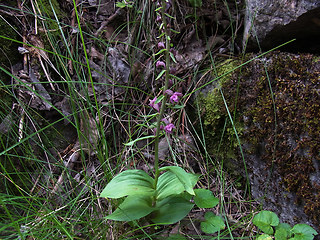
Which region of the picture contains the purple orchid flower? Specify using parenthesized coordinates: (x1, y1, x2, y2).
(156, 61, 166, 69)
(164, 123, 175, 134)
(156, 14, 162, 23)
(165, 89, 182, 103)
(161, 118, 170, 125)
(149, 97, 161, 112)
(158, 42, 165, 49)
(170, 92, 183, 103)
(165, 89, 174, 96)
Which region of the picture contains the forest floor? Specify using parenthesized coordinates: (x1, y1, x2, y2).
(0, 0, 263, 239)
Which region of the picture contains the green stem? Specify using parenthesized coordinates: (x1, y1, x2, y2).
(153, 0, 171, 189)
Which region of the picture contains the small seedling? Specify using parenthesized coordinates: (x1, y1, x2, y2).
(253, 210, 318, 240)
(201, 212, 225, 234)
(116, 0, 133, 8)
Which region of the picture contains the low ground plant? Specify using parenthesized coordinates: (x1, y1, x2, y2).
(253, 211, 318, 240)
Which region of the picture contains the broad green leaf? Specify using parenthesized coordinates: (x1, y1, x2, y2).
(291, 224, 318, 240)
(194, 189, 219, 208)
(257, 234, 273, 240)
(156, 171, 185, 200)
(159, 166, 199, 195)
(275, 223, 292, 240)
(151, 195, 194, 224)
(106, 196, 154, 221)
(100, 170, 155, 199)
(253, 210, 280, 235)
(200, 212, 225, 234)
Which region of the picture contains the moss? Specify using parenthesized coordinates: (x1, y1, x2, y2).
(38, 0, 67, 19)
(0, 18, 21, 70)
(197, 59, 243, 154)
(35, 0, 68, 55)
(196, 59, 247, 178)
(197, 52, 320, 228)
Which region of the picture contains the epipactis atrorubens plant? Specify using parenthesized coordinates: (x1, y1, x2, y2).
(100, 0, 219, 225)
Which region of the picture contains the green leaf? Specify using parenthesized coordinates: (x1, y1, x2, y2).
(106, 196, 154, 221)
(151, 195, 194, 224)
(155, 6, 163, 12)
(200, 212, 225, 234)
(171, 104, 185, 109)
(156, 69, 166, 80)
(257, 234, 273, 240)
(169, 52, 177, 63)
(124, 135, 155, 146)
(156, 171, 186, 200)
(159, 166, 199, 196)
(157, 32, 165, 38)
(194, 189, 219, 208)
(188, 0, 202, 8)
(154, 48, 167, 56)
(116, 2, 127, 8)
(275, 228, 289, 240)
(168, 234, 187, 240)
(100, 170, 155, 199)
(291, 224, 318, 240)
(155, 95, 164, 103)
(275, 223, 292, 240)
(164, 13, 175, 19)
(170, 28, 180, 34)
(253, 210, 280, 235)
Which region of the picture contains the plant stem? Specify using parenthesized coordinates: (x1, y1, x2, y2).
(153, 0, 171, 189)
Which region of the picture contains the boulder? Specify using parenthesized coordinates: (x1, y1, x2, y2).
(243, 0, 320, 53)
(196, 52, 320, 232)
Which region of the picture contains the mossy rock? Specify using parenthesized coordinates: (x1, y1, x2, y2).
(0, 18, 21, 71)
(195, 59, 245, 174)
(195, 52, 320, 231)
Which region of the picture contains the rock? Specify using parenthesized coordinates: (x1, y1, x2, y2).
(243, 0, 320, 53)
(196, 52, 320, 232)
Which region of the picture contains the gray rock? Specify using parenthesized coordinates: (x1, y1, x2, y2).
(196, 52, 320, 233)
(243, 0, 320, 53)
